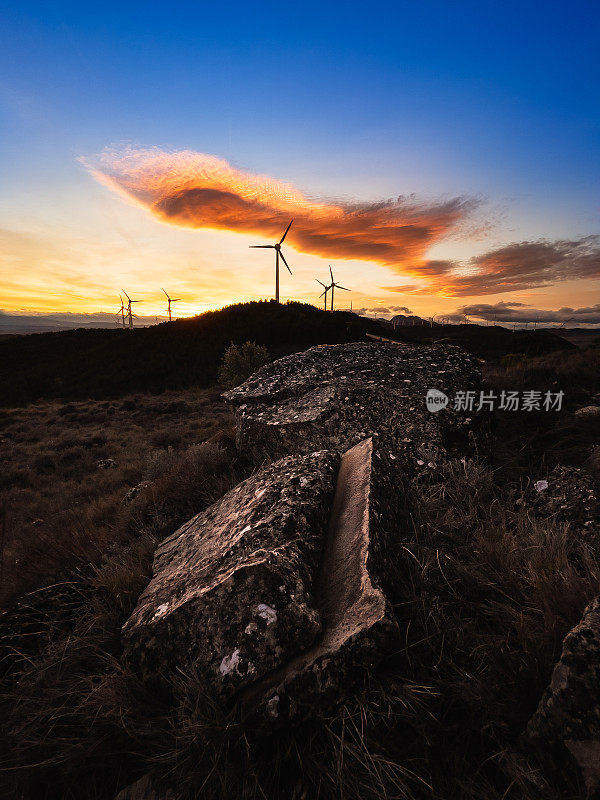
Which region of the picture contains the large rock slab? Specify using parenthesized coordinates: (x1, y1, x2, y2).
(241, 438, 398, 725)
(122, 450, 339, 697)
(223, 341, 482, 468)
(526, 597, 600, 795)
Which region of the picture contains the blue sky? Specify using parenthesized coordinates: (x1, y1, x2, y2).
(1, 1, 599, 321)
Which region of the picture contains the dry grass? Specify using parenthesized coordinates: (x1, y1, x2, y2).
(0, 387, 234, 601)
(483, 343, 600, 479)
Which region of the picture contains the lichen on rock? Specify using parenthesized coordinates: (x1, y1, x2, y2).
(122, 450, 339, 697)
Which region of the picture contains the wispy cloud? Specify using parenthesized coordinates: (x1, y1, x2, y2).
(388, 237, 600, 296)
(82, 146, 478, 271)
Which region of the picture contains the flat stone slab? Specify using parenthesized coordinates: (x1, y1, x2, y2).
(526, 597, 600, 794)
(241, 438, 398, 725)
(223, 341, 482, 467)
(122, 450, 339, 697)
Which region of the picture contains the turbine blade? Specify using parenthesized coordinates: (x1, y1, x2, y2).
(162, 288, 169, 299)
(336, 285, 350, 291)
(329, 265, 334, 282)
(316, 279, 327, 288)
(279, 219, 293, 245)
(122, 290, 130, 301)
(172, 298, 181, 302)
(250, 245, 275, 248)
(279, 250, 292, 274)
(319, 290, 327, 298)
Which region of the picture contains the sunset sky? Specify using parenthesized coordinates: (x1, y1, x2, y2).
(1, 1, 599, 325)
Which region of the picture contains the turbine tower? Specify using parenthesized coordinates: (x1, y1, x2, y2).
(122, 290, 141, 329)
(116, 295, 126, 328)
(250, 220, 293, 303)
(328, 265, 350, 311)
(316, 278, 330, 310)
(162, 288, 181, 322)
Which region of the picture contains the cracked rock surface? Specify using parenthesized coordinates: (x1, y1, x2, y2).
(122, 450, 339, 698)
(224, 341, 482, 468)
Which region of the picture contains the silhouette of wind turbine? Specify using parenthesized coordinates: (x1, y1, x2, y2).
(122, 290, 141, 329)
(328, 266, 349, 311)
(316, 278, 330, 311)
(116, 295, 126, 328)
(162, 288, 181, 322)
(249, 220, 293, 303)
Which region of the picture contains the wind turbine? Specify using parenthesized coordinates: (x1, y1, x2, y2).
(250, 220, 293, 303)
(162, 288, 181, 322)
(558, 316, 574, 330)
(116, 295, 126, 328)
(316, 278, 330, 310)
(328, 265, 350, 311)
(122, 290, 141, 329)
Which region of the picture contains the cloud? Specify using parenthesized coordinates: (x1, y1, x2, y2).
(83, 147, 600, 299)
(388, 237, 600, 296)
(82, 146, 478, 271)
(456, 300, 600, 325)
(355, 305, 413, 316)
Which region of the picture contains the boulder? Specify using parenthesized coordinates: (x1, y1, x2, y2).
(122, 450, 339, 698)
(241, 438, 398, 725)
(223, 341, 482, 469)
(576, 405, 600, 420)
(526, 597, 600, 795)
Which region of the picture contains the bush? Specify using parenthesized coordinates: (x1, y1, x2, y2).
(218, 341, 270, 388)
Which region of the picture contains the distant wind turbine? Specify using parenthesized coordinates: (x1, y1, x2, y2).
(162, 288, 181, 322)
(316, 278, 330, 311)
(558, 316, 574, 329)
(122, 290, 141, 329)
(250, 219, 293, 303)
(328, 266, 350, 311)
(116, 295, 126, 328)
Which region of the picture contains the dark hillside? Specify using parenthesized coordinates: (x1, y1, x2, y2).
(0, 302, 385, 406)
(383, 322, 575, 359)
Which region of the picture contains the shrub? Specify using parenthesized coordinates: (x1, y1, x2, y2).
(218, 341, 270, 388)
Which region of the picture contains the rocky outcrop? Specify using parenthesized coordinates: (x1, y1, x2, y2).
(241, 438, 397, 725)
(122, 451, 339, 697)
(576, 405, 600, 421)
(123, 341, 483, 721)
(526, 597, 600, 795)
(224, 342, 481, 468)
(522, 465, 600, 533)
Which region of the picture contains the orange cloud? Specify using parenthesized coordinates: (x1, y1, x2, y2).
(83, 147, 477, 271)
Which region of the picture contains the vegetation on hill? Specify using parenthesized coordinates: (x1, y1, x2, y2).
(0, 302, 386, 407)
(382, 322, 576, 359)
(0, 302, 577, 407)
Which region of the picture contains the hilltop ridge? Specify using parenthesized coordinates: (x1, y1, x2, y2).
(0, 301, 575, 406)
